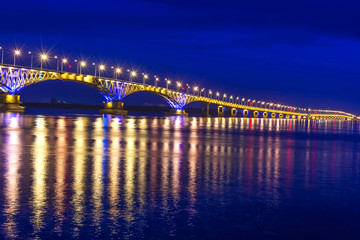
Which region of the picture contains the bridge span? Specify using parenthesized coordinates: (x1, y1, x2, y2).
(0, 64, 356, 120)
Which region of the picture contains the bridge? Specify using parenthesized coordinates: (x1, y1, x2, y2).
(0, 64, 356, 120)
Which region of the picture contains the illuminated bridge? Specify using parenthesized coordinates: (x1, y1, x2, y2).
(0, 64, 356, 120)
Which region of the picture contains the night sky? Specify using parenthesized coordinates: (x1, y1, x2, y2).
(1, 0, 359, 114)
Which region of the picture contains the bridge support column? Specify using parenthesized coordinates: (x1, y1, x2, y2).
(165, 109, 189, 116)
(263, 112, 268, 118)
(279, 113, 283, 118)
(231, 108, 238, 117)
(253, 111, 259, 118)
(200, 103, 211, 117)
(100, 101, 128, 115)
(218, 106, 224, 117)
(243, 109, 249, 117)
(0, 94, 24, 112)
(271, 112, 276, 118)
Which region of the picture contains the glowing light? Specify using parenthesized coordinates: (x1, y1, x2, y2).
(116, 68, 121, 73)
(144, 74, 148, 79)
(14, 50, 20, 56)
(41, 54, 47, 60)
(80, 61, 86, 67)
(131, 71, 136, 77)
(99, 65, 105, 70)
(62, 59, 67, 63)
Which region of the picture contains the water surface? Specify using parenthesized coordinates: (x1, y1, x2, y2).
(0, 113, 360, 239)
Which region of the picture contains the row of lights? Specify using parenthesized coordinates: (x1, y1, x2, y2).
(1, 46, 309, 113)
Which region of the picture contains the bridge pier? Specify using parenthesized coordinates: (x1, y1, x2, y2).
(200, 103, 211, 117)
(243, 109, 249, 117)
(279, 113, 283, 118)
(165, 109, 189, 117)
(231, 108, 238, 117)
(218, 106, 224, 117)
(253, 111, 259, 118)
(263, 112, 268, 118)
(271, 112, 276, 118)
(0, 94, 25, 113)
(100, 101, 128, 115)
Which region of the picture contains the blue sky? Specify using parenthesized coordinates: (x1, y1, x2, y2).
(1, 0, 360, 113)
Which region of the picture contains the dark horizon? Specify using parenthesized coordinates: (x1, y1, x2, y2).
(1, 0, 359, 114)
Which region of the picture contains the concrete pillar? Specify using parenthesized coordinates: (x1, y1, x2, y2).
(200, 103, 211, 117)
(253, 111, 259, 118)
(263, 112, 268, 118)
(271, 112, 276, 118)
(0, 94, 24, 112)
(100, 100, 128, 115)
(218, 106, 224, 117)
(231, 108, 238, 117)
(279, 113, 283, 118)
(165, 109, 189, 116)
(243, 109, 249, 117)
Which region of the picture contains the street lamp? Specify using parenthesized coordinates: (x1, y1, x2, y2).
(99, 65, 105, 78)
(115, 68, 121, 80)
(223, 94, 227, 101)
(216, 92, 220, 100)
(61, 59, 67, 72)
(55, 56, 59, 71)
(241, 98, 245, 105)
(166, 79, 171, 89)
(230, 95, 233, 103)
(193, 86, 198, 95)
(177, 82, 181, 91)
(14, 50, 20, 66)
(143, 74, 148, 84)
(154, 76, 159, 86)
(40, 54, 47, 70)
(130, 71, 136, 82)
(209, 90, 213, 98)
(28, 51, 33, 69)
(80, 61, 86, 74)
(0, 46, 3, 64)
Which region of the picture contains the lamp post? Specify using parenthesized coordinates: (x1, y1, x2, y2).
(28, 51, 33, 69)
(154, 76, 159, 86)
(115, 68, 121, 80)
(193, 86, 198, 95)
(216, 92, 220, 100)
(241, 98, 245, 105)
(130, 71, 136, 82)
(230, 96, 233, 103)
(61, 59, 67, 72)
(166, 79, 171, 89)
(223, 94, 227, 101)
(0, 46, 3, 64)
(40, 54, 47, 70)
(99, 65, 105, 78)
(92, 63, 96, 76)
(176, 82, 181, 91)
(80, 61, 86, 75)
(14, 50, 20, 66)
(209, 90, 213, 98)
(143, 74, 148, 84)
(55, 56, 59, 71)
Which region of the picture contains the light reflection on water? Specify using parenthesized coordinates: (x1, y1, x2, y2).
(0, 114, 360, 239)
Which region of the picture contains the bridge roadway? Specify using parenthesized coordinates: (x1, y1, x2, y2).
(0, 64, 356, 120)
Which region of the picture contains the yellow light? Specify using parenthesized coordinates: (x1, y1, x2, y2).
(144, 74, 148, 79)
(131, 71, 136, 77)
(155, 77, 159, 81)
(41, 54, 47, 60)
(54, 56, 58, 59)
(216, 92, 219, 96)
(62, 59, 67, 63)
(177, 82, 181, 87)
(80, 61, 86, 67)
(116, 68, 121, 73)
(167, 80, 171, 84)
(14, 50, 20, 56)
(99, 65, 105, 70)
